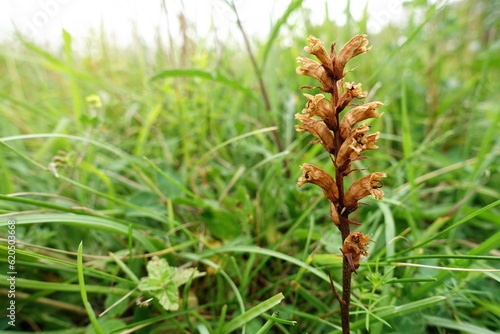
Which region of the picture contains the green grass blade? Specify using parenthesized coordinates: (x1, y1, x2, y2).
(62, 30, 83, 130)
(423, 315, 498, 334)
(0, 212, 156, 252)
(150, 68, 259, 102)
(260, 0, 303, 69)
(77, 242, 103, 334)
(350, 296, 447, 330)
(222, 293, 285, 334)
(134, 102, 162, 157)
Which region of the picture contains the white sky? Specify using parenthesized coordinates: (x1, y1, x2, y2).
(0, 0, 408, 47)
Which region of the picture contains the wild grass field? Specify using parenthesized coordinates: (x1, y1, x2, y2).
(0, 0, 499, 333)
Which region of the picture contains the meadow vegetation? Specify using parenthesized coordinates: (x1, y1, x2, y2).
(0, 0, 499, 333)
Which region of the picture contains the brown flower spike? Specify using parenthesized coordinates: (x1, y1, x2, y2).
(295, 34, 386, 333)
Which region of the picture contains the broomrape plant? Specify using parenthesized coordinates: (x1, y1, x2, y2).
(295, 35, 385, 333)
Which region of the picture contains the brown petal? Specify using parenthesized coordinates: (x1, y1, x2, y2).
(330, 202, 361, 227)
(333, 35, 370, 79)
(296, 57, 333, 92)
(344, 172, 386, 213)
(341, 231, 370, 273)
(340, 102, 383, 139)
(336, 124, 379, 167)
(337, 82, 367, 112)
(295, 114, 335, 153)
(330, 202, 340, 226)
(304, 35, 333, 69)
(301, 93, 337, 129)
(297, 164, 339, 203)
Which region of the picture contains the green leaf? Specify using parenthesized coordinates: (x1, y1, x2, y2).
(157, 281, 180, 311)
(137, 277, 163, 292)
(172, 268, 203, 287)
(85, 319, 127, 334)
(138, 257, 204, 312)
(146, 257, 172, 280)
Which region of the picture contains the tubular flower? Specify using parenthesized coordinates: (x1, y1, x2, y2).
(296, 57, 333, 92)
(297, 164, 339, 203)
(333, 35, 371, 79)
(304, 35, 333, 69)
(344, 172, 386, 213)
(295, 114, 335, 153)
(340, 102, 384, 139)
(337, 82, 367, 112)
(336, 124, 380, 168)
(301, 93, 337, 129)
(341, 231, 370, 274)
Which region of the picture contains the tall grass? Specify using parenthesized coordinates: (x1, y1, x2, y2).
(0, 0, 499, 333)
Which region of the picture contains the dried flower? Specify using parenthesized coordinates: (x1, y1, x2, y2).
(340, 102, 384, 139)
(337, 82, 367, 112)
(334, 35, 371, 79)
(304, 35, 333, 69)
(301, 93, 337, 129)
(344, 172, 386, 213)
(296, 57, 333, 92)
(297, 163, 339, 203)
(341, 231, 370, 274)
(336, 124, 380, 168)
(295, 114, 335, 153)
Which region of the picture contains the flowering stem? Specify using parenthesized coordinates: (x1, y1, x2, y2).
(332, 84, 352, 334)
(295, 35, 385, 334)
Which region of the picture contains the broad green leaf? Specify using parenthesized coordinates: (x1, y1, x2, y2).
(157, 281, 180, 311)
(146, 257, 172, 279)
(172, 268, 203, 287)
(138, 278, 163, 292)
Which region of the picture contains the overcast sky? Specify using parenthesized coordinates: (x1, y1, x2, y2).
(0, 0, 409, 47)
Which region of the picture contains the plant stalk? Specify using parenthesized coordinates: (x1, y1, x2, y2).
(332, 83, 352, 334)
